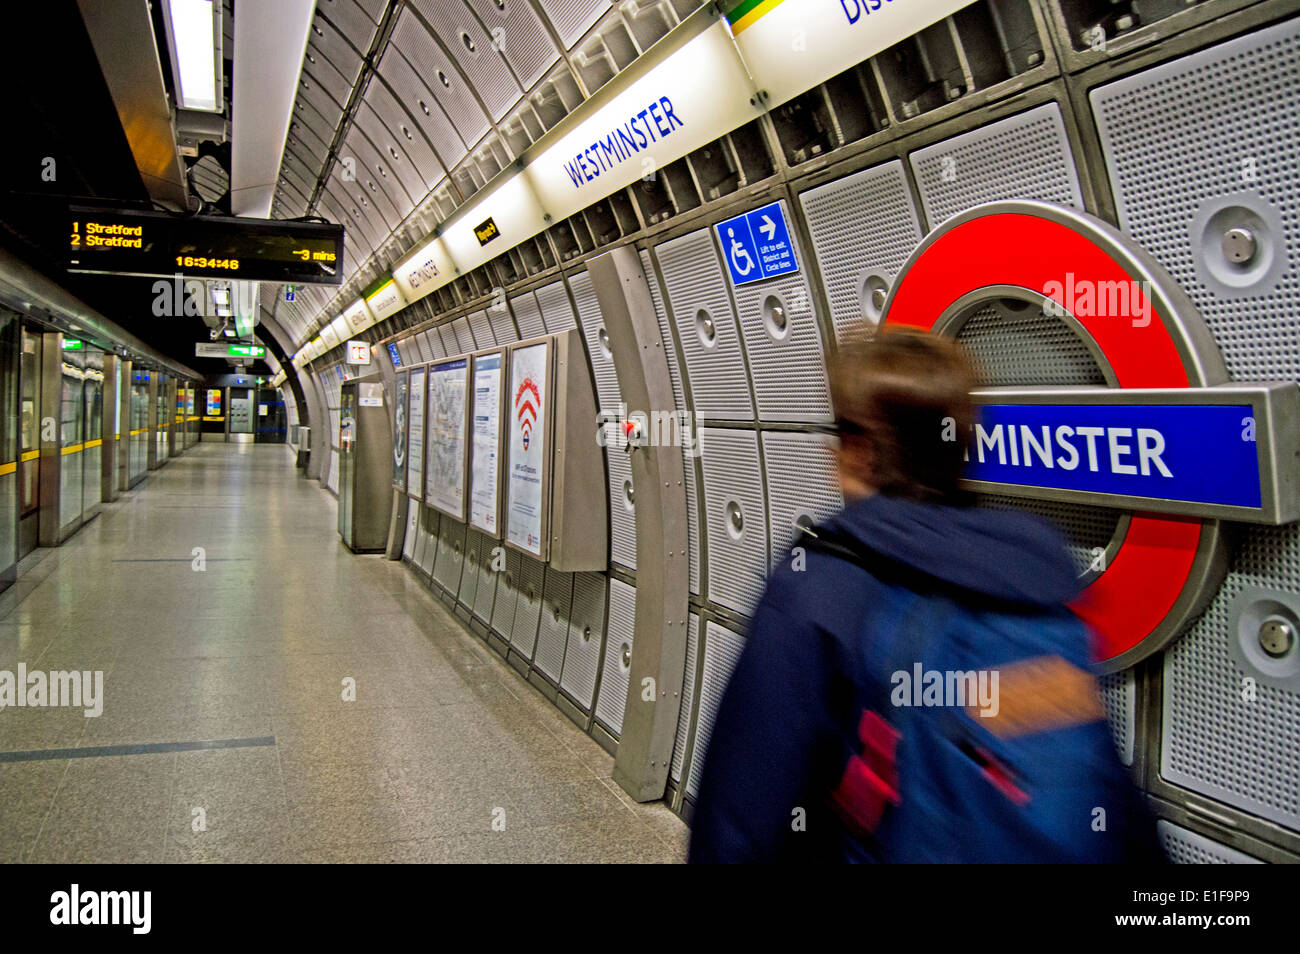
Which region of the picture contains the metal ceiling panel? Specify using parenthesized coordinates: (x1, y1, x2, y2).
(464, 0, 559, 91)
(303, 51, 355, 113)
(409, 0, 521, 121)
(361, 82, 447, 186)
(296, 73, 346, 131)
(285, 121, 330, 169)
(307, 9, 366, 78)
(342, 126, 414, 221)
(390, 10, 490, 146)
(353, 100, 438, 206)
(375, 53, 469, 172)
(320, 0, 384, 30)
(538, 0, 609, 50)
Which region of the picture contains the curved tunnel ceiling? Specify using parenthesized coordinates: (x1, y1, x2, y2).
(269, 0, 705, 345)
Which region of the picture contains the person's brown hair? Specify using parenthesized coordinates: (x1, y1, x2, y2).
(829, 328, 977, 502)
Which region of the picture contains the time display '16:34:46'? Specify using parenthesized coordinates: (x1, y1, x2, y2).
(176, 256, 240, 270)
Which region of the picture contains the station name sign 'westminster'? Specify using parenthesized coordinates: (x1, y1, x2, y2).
(69, 207, 345, 285)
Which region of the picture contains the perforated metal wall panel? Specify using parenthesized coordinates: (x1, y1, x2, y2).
(699, 427, 768, 615)
(402, 502, 419, 561)
(654, 229, 754, 421)
(510, 556, 546, 658)
(538, 0, 609, 49)
(467, 309, 495, 346)
(473, 540, 498, 621)
(317, 0, 380, 45)
(459, 528, 483, 609)
(686, 622, 745, 798)
(640, 249, 699, 594)
(561, 572, 607, 709)
(1090, 17, 1300, 383)
(956, 303, 1107, 387)
(728, 202, 832, 423)
(800, 160, 925, 343)
(302, 58, 351, 120)
(452, 315, 476, 352)
(421, 509, 440, 574)
(488, 303, 518, 343)
(604, 430, 636, 570)
(439, 326, 459, 355)
(353, 101, 433, 206)
(571, 269, 620, 412)
(1162, 525, 1300, 832)
(389, 12, 488, 146)
(412, 508, 431, 570)
(595, 578, 635, 734)
(433, 518, 466, 594)
(670, 612, 700, 783)
(397, 339, 415, 365)
(510, 291, 546, 339)
(1098, 669, 1135, 767)
(1157, 822, 1263, 864)
(422, 330, 445, 360)
(535, 569, 574, 682)
(464, 0, 559, 90)
(409, 0, 522, 122)
(326, 450, 339, 493)
(362, 82, 445, 187)
(536, 280, 577, 332)
(342, 128, 411, 222)
(491, 549, 523, 640)
(374, 55, 468, 171)
(909, 103, 1084, 229)
(308, 11, 363, 79)
(761, 431, 842, 568)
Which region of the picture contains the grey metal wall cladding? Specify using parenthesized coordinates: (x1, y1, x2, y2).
(297, 75, 344, 134)
(538, 0, 609, 49)
(422, 510, 441, 574)
(655, 229, 754, 421)
(699, 427, 769, 615)
(686, 622, 745, 798)
(536, 280, 577, 332)
(326, 186, 381, 250)
(728, 204, 832, 422)
(1156, 822, 1263, 865)
(535, 569, 574, 681)
(337, 168, 400, 236)
(955, 304, 1107, 388)
(464, 0, 560, 90)
(423, 330, 446, 360)
(280, 156, 317, 200)
(434, 518, 467, 594)
(303, 54, 354, 115)
(452, 316, 476, 352)
(286, 123, 329, 169)
(561, 571, 607, 709)
(670, 612, 700, 783)
(402, 505, 419, 560)
(473, 539, 499, 621)
(1098, 669, 1135, 768)
(511, 555, 546, 657)
(362, 83, 446, 186)
(468, 309, 495, 346)
(459, 528, 483, 608)
(760, 431, 842, 569)
(375, 55, 469, 170)
(488, 304, 518, 343)
(354, 102, 432, 208)
(491, 549, 523, 639)
(410, 0, 522, 121)
(308, 12, 363, 76)
(317, 0, 381, 42)
(595, 577, 636, 734)
(1163, 524, 1300, 832)
(342, 129, 413, 220)
(439, 325, 460, 355)
(391, 11, 491, 145)
(604, 434, 637, 570)
(571, 270, 620, 412)
(909, 103, 1084, 230)
(412, 513, 430, 570)
(396, 339, 414, 365)
(800, 159, 925, 343)
(640, 248, 700, 595)
(510, 291, 546, 338)
(1091, 18, 1300, 383)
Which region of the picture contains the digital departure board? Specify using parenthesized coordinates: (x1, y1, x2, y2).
(68, 207, 345, 285)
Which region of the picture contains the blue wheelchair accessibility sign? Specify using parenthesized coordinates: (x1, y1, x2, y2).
(715, 201, 799, 287)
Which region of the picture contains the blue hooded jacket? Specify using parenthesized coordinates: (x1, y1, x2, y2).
(688, 493, 1154, 863)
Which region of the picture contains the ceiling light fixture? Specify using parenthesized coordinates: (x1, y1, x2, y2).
(161, 0, 223, 113)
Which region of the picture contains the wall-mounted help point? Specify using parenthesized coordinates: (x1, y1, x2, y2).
(1229, 587, 1300, 691)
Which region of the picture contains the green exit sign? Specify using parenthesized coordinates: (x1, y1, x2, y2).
(228, 345, 266, 358)
(62, 339, 84, 350)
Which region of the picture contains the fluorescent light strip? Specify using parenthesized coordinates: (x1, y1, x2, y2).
(168, 0, 219, 112)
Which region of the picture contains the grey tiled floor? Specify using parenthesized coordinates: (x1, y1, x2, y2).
(0, 443, 688, 863)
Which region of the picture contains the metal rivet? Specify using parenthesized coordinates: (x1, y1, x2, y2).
(1260, 618, 1295, 658)
(1222, 227, 1258, 265)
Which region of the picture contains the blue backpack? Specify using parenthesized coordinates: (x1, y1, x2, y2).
(808, 532, 1163, 864)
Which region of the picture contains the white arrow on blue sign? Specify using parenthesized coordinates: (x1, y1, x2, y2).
(714, 200, 799, 287)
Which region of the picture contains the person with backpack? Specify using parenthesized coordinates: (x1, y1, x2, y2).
(688, 328, 1162, 863)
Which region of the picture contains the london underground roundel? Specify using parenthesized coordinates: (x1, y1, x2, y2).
(880, 201, 1251, 672)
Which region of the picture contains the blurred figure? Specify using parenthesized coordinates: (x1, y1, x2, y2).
(689, 328, 1160, 863)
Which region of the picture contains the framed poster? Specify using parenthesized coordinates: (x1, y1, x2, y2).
(425, 358, 470, 520)
(406, 366, 426, 499)
(504, 338, 552, 558)
(392, 371, 408, 489)
(469, 350, 505, 537)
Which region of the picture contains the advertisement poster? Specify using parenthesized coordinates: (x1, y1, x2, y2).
(426, 359, 469, 519)
(505, 343, 549, 556)
(392, 372, 407, 488)
(406, 367, 425, 499)
(469, 353, 502, 535)
(206, 388, 222, 416)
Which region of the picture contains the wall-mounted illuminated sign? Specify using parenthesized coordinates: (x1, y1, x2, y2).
(387, 343, 402, 367)
(365, 279, 407, 322)
(69, 207, 345, 284)
(195, 342, 265, 358)
(474, 217, 500, 247)
(346, 340, 371, 365)
(62, 339, 84, 350)
(342, 298, 372, 335)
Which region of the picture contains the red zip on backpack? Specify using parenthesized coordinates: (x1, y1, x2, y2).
(830, 709, 901, 836)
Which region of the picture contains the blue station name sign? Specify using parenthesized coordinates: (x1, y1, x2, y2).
(963, 385, 1299, 524)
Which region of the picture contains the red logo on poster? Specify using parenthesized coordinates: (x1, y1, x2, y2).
(515, 377, 540, 450)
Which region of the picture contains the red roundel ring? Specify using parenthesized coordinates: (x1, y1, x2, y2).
(881, 201, 1228, 672)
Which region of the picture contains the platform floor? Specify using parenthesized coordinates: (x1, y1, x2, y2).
(0, 444, 687, 863)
